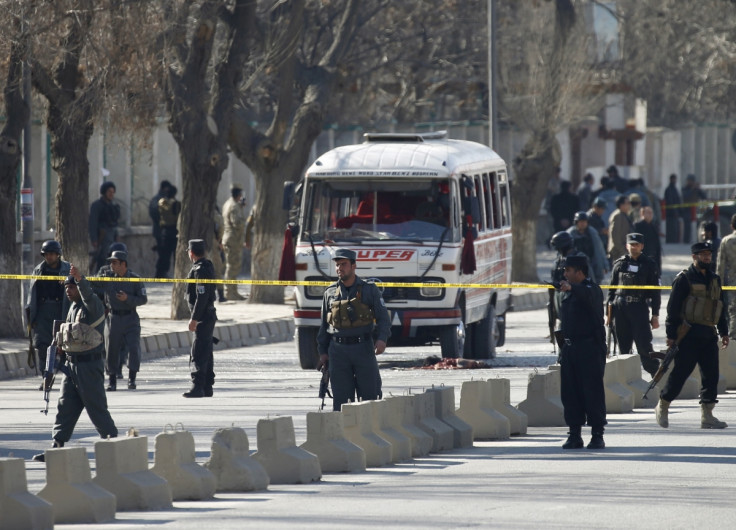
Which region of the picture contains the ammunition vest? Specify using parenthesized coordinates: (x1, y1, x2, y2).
(681, 274, 722, 327)
(327, 284, 375, 329)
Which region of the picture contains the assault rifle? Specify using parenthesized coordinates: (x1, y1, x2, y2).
(319, 363, 332, 410)
(41, 320, 70, 415)
(643, 321, 691, 400)
(25, 307, 38, 374)
(606, 305, 617, 357)
(546, 282, 560, 355)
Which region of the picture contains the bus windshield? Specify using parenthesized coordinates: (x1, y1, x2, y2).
(302, 179, 457, 243)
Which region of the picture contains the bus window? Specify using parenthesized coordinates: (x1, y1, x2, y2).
(473, 174, 487, 231)
(498, 171, 511, 227)
(483, 173, 495, 229)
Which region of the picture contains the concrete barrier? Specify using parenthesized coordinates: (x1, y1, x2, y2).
(413, 391, 455, 452)
(488, 378, 527, 436)
(618, 355, 658, 409)
(204, 427, 270, 492)
(93, 436, 172, 511)
(341, 402, 392, 467)
(383, 396, 433, 458)
(426, 386, 473, 448)
(369, 400, 412, 463)
(603, 357, 634, 413)
(720, 343, 736, 389)
(252, 416, 321, 484)
(456, 380, 510, 440)
(299, 412, 366, 473)
(517, 370, 565, 427)
(37, 446, 116, 524)
(0, 457, 54, 530)
(150, 427, 217, 501)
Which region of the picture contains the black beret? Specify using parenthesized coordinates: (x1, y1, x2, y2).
(691, 241, 712, 254)
(627, 233, 644, 244)
(563, 254, 588, 269)
(188, 239, 206, 255)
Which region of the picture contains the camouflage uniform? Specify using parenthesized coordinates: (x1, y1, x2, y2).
(222, 196, 247, 300)
(212, 207, 226, 302)
(716, 230, 736, 339)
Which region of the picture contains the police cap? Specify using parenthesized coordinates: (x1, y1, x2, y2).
(64, 275, 77, 286)
(627, 233, 644, 244)
(40, 240, 62, 255)
(574, 211, 588, 222)
(106, 250, 128, 263)
(691, 241, 712, 254)
(332, 248, 356, 262)
(188, 239, 206, 255)
(108, 242, 127, 255)
(563, 254, 588, 270)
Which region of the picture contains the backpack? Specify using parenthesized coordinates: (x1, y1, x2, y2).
(56, 312, 105, 353)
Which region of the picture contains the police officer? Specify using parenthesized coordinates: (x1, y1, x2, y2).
(33, 265, 118, 462)
(94, 242, 129, 380)
(89, 181, 121, 273)
(548, 231, 584, 343)
(222, 185, 247, 300)
(607, 232, 661, 376)
(26, 240, 71, 387)
(101, 251, 148, 391)
(316, 248, 391, 411)
(656, 241, 729, 429)
(184, 239, 217, 398)
(557, 254, 607, 450)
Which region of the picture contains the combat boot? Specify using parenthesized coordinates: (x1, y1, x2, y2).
(587, 428, 605, 450)
(128, 370, 137, 390)
(701, 402, 727, 429)
(106, 375, 117, 392)
(562, 426, 584, 449)
(183, 384, 205, 398)
(217, 287, 227, 303)
(32, 440, 63, 462)
(655, 398, 670, 428)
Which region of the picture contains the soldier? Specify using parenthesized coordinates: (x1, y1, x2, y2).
(32, 265, 118, 462)
(155, 184, 181, 278)
(607, 233, 661, 377)
(100, 251, 148, 391)
(184, 239, 217, 398)
(26, 240, 71, 388)
(89, 181, 121, 274)
(316, 248, 391, 411)
(656, 241, 729, 429)
(557, 254, 607, 450)
(222, 185, 248, 300)
(716, 214, 736, 339)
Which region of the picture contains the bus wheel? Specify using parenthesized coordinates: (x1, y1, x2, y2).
(439, 322, 465, 358)
(472, 305, 498, 359)
(296, 326, 319, 370)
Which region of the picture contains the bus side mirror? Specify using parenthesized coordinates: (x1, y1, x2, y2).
(282, 181, 295, 210)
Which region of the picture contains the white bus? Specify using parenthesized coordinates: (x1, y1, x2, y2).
(288, 131, 512, 369)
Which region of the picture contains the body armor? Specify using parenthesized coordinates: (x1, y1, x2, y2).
(682, 277, 723, 326)
(327, 284, 375, 329)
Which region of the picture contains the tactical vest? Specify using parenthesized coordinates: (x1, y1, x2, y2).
(327, 284, 375, 329)
(159, 198, 179, 227)
(681, 274, 723, 327)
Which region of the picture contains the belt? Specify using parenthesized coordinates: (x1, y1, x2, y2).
(332, 333, 372, 345)
(66, 352, 103, 363)
(40, 297, 62, 303)
(563, 336, 594, 345)
(111, 309, 134, 316)
(616, 295, 645, 303)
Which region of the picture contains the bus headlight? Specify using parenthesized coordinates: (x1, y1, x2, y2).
(420, 283, 443, 298)
(306, 284, 326, 297)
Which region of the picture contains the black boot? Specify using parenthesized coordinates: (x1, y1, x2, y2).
(217, 287, 226, 303)
(587, 428, 605, 450)
(562, 426, 584, 449)
(183, 383, 205, 398)
(106, 375, 117, 392)
(204, 385, 213, 397)
(128, 371, 137, 390)
(32, 440, 63, 462)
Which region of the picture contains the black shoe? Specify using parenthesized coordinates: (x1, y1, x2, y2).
(562, 434, 584, 450)
(204, 386, 213, 397)
(32, 440, 63, 462)
(587, 434, 605, 449)
(38, 383, 44, 391)
(117, 372, 124, 380)
(183, 387, 205, 398)
(107, 383, 117, 391)
(128, 381, 137, 390)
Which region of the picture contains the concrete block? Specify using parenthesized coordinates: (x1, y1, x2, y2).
(413, 392, 455, 452)
(179, 331, 192, 347)
(252, 416, 321, 484)
(368, 401, 412, 462)
(383, 396, 432, 458)
(720, 343, 736, 389)
(5, 353, 19, 372)
(603, 357, 634, 413)
(517, 370, 565, 427)
(257, 322, 269, 339)
(237, 323, 251, 341)
(93, 436, 172, 511)
(427, 387, 473, 448)
(218, 326, 232, 343)
(150, 429, 216, 501)
(163, 332, 179, 349)
(204, 427, 269, 491)
(456, 381, 510, 440)
(143, 335, 159, 354)
(488, 379, 527, 435)
(0, 457, 54, 530)
(300, 412, 366, 473)
(619, 355, 658, 409)
(37, 447, 116, 524)
(341, 402, 393, 467)
(227, 325, 242, 342)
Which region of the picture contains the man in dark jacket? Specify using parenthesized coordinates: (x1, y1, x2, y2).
(664, 174, 682, 243)
(550, 181, 579, 232)
(89, 181, 121, 273)
(148, 180, 172, 251)
(634, 206, 662, 275)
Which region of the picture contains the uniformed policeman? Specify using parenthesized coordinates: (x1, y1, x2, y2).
(606, 232, 661, 376)
(100, 251, 148, 391)
(548, 231, 584, 342)
(316, 248, 391, 411)
(184, 239, 217, 398)
(222, 185, 247, 300)
(94, 242, 129, 379)
(26, 240, 71, 387)
(557, 254, 607, 450)
(656, 241, 729, 429)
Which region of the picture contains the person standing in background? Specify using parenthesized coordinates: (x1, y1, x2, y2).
(664, 174, 682, 243)
(155, 185, 181, 278)
(89, 182, 120, 274)
(148, 180, 172, 253)
(222, 185, 248, 301)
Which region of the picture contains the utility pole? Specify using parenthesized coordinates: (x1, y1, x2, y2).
(488, 0, 498, 152)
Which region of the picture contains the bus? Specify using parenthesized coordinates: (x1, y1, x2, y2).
(287, 131, 512, 369)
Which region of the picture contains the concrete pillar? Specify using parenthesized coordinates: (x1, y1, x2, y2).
(721, 342, 736, 389)
(0, 457, 54, 530)
(37, 447, 116, 524)
(488, 378, 527, 435)
(341, 402, 392, 467)
(383, 395, 433, 458)
(93, 437, 172, 511)
(150, 429, 217, 501)
(413, 392, 454, 452)
(252, 416, 321, 484)
(456, 380, 508, 440)
(517, 370, 565, 427)
(603, 358, 634, 413)
(299, 412, 366, 473)
(427, 387, 473, 448)
(368, 401, 412, 463)
(204, 427, 270, 492)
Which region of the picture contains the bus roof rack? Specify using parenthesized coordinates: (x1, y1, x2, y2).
(363, 131, 448, 143)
